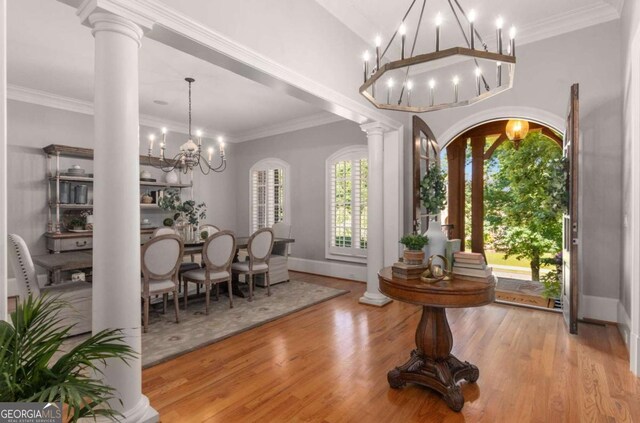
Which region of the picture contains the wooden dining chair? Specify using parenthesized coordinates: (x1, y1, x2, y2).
(231, 228, 274, 301)
(199, 224, 220, 238)
(153, 227, 178, 237)
(182, 230, 236, 314)
(141, 234, 184, 333)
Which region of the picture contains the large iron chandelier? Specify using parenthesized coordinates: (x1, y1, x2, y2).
(147, 77, 227, 175)
(359, 0, 517, 113)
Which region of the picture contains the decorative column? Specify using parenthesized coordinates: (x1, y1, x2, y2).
(0, 0, 6, 322)
(80, 7, 157, 422)
(360, 122, 392, 307)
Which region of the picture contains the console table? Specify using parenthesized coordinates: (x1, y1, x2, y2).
(378, 267, 495, 411)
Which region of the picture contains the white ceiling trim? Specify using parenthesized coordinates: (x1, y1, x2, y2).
(7, 84, 346, 142)
(316, 0, 620, 50)
(517, 1, 620, 46)
(231, 113, 344, 143)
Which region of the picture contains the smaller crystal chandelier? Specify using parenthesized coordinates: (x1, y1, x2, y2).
(147, 77, 226, 175)
(359, 0, 517, 113)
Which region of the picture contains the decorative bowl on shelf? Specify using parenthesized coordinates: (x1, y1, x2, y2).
(165, 170, 179, 184)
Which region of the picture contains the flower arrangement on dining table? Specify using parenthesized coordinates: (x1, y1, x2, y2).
(158, 189, 207, 227)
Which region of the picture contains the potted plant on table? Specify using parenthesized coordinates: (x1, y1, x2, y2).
(400, 233, 429, 265)
(158, 189, 207, 240)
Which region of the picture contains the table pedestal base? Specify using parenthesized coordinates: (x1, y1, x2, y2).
(386, 306, 478, 412)
(388, 350, 478, 411)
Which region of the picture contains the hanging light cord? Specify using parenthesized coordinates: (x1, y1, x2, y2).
(398, 0, 427, 105)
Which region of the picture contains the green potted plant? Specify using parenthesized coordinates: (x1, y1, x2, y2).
(67, 216, 86, 231)
(0, 295, 136, 422)
(400, 233, 429, 264)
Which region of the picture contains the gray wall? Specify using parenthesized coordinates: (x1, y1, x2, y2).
(6, 100, 237, 276)
(410, 21, 624, 302)
(232, 120, 366, 262)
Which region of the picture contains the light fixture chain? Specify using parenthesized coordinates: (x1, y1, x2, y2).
(398, 0, 427, 105)
(188, 79, 192, 138)
(380, 0, 419, 62)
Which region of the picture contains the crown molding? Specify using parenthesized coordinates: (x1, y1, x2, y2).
(7, 84, 189, 134)
(229, 113, 343, 143)
(7, 84, 345, 143)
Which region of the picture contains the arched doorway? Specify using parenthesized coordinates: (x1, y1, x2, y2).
(442, 118, 564, 309)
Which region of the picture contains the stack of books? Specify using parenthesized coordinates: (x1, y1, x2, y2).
(392, 261, 427, 280)
(452, 252, 493, 281)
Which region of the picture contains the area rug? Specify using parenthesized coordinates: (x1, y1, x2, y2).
(63, 280, 348, 368)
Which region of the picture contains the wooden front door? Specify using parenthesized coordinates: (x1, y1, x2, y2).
(562, 84, 580, 334)
(412, 116, 440, 233)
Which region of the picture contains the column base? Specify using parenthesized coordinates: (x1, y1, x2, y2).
(92, 395, 158, 423)
(359, 292, 392, 307)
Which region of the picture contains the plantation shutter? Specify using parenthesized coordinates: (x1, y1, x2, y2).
(251, 167, 285, 232)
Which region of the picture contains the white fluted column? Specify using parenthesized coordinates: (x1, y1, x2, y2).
(85, 11, 158, 423)
(360, 122, 392, 307)
(0, 0, 6, 322)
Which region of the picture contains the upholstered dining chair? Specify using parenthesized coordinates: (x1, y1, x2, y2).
(269, 222, 292, 284)
(141, 234, 184, 333)
(182, 230, 236, 314)
(7, 234, 92, 336)
(231, 228, 274, 301)
(153, 225, 200, 294)
(153, 227, 178, 237)
(199, 224, 220, 238)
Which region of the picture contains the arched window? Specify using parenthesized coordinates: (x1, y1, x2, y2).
(326, 146, 368, 262)
(249, 158, 290, 233)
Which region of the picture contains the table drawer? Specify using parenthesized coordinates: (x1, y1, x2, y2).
(141, 233, 153, 244)
(47, 236, 93, 252)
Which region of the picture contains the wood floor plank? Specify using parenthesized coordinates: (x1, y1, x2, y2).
(143, 272, 640, 422)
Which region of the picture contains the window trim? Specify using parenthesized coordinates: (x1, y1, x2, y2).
(249, 158, 291, 234)
(325, 145, 368, 264)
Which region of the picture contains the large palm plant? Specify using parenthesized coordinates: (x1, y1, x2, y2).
(0, 295, 136, 421)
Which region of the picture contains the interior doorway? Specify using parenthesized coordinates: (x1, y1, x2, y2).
(442, 119, 564, 309)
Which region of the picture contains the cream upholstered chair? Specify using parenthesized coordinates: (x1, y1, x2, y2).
(231, 228, 274, 301)
(269, 222, 292, 284)
(198, 224, 219, 238)
(182, 230, 236, 313)
(7, 234, 92, 336)
(153, 227, 178, 237)
(141, 234, 184, 333)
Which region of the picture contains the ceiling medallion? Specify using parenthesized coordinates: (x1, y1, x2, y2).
(359, 0, 517, 113)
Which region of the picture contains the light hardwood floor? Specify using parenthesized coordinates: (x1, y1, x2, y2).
(143, 272, 640, 422)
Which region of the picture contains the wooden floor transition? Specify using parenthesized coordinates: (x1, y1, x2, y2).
(142, 272, 640, 422)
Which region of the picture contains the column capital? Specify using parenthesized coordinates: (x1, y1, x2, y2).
(360, 121, 394, 136)
(78, 0, 154, 42)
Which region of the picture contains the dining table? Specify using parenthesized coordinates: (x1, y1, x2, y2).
(32, 236, 295, 299)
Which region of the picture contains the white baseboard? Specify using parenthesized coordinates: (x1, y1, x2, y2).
(618, 302, 632, 350)
(580, 294, 619, 323)
(288, 257, 366, 282)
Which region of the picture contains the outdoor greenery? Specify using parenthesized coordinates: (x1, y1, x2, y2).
(420, 163, 447, 215)
(541, 270, 562, 299)
(485, 132, 565, 281)
(399, 233, 429, 251)
(0, 295, 136, 422)
(332, 159, 368, 249)
(158, 189, 207, 226)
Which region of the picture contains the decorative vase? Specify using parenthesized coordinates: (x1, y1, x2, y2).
(85, 215, 94, 231)
(165, 170, 179, 184)
(424, 214, 446, 265)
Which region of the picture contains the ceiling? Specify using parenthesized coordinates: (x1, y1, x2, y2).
(314, 0, 622, 50)
(8, 0, 623, 142)
(7, 0, 338, 142)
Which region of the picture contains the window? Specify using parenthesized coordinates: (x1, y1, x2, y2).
(326, 146, 368, 262)
(250, 159, 290, 233)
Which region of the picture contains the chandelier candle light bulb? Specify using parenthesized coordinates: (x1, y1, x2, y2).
(435, 13, 442, 51)
(475, 67, 482, 95)
(429, 79, 436, 106)
(208, 146, 214, 162)
(196, 130, 203, 146)
(387, 78, 394, 104)
(496, 16, 504, 54)
(375, 35, 382, 70)
(218, 136, 225, 157)
(468, 9, 476, 50)
(148, 133, 155, 152)
(453, 75, 459, 102)
(362, 51, 370, 83)
(399, 23, 407, 59)
(407, 80, 413, 106)
(509, 26, 516, 56)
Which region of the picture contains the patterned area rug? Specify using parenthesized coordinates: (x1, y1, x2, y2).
(64, 280, 348, 368)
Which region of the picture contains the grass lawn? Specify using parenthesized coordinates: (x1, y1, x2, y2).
(484, 250, 554, 269)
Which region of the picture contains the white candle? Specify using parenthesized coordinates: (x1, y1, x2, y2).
(497, 61, 502, 86)
(429, 79, 436, 107)
(375, 35, 382, 70)
(208, 146, 214, 162)
(509, 26, 516, 56)
(468, 10, 476, 50)
(196, 129, 203, 147)
(362, 50, 370, 82)
(475, 67, 482, 96)
(435, 13, 442, 51)
(148, 134, 155, 151)
(453, 75, 459, 102)
(387, 78, 394, 104)
(160, 141, 165, 160)
(406, 80, 413, 106)
(161, 127, 167, 144)
(496, 16, 504, 54)
(399, 23, 407, 59)
(218, 136, 225, 156)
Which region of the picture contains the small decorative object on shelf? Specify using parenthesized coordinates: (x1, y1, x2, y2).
(420, 163, 448, 260)
(163, 217, 174, 227)
(165, 169, 179, 184)
(141, 191, 153, 204)
(399, 233, 429, 265)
